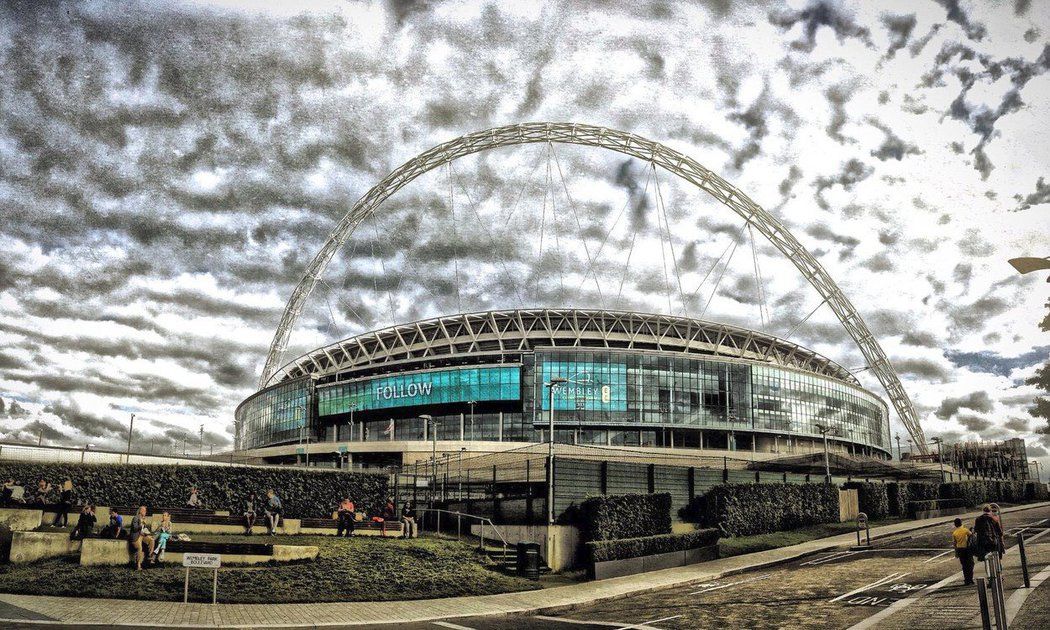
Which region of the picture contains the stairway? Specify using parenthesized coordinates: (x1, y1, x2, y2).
(481, 544, 551, 576)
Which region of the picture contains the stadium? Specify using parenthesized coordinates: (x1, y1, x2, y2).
(235, 308, 892, 467)
(233, 122, 927, 470)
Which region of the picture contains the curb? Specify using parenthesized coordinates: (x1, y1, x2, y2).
(1, 501, 1048, 628)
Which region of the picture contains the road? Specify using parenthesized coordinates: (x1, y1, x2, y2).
(363, 504, 1050, 630)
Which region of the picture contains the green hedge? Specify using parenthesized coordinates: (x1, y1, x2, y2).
(586, 528, 720, 563)
(577, 493, 672, 542)
(1024, 481, 1049, 502)
(842, 481, 890, 520)
(0, 462, 388, 519)
(680, 483, 839, 537)
(907, 498, 967, 516)
(887, 481, 939, 517)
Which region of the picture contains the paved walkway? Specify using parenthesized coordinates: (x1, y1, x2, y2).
(1, 502, 1047, 629)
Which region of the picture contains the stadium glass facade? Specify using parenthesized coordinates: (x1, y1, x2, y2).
(236, 345, 890, 459)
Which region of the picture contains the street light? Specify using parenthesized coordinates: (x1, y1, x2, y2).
(467, 400, 477, 441)
(931, 437, 945, 482)
(894, 433, 902, 461)
(125, 413, 135, 458)
(1008, 257, 1050, 280)
(814, 423, 835, 483)
(545, 377, 568, 526)
(296, 405, 311, 467)
(419, 414, 436, 502)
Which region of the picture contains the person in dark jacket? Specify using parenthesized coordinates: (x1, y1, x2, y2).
(973, 505, 1003, 560)
(52, 479, 73, 526)
(70, 504, 97, 540)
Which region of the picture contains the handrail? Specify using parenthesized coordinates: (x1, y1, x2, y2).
(415, 507, 510, 557)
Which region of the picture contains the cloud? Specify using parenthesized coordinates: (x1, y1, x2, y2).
(1003, 417, 1029, 432)
(935, 390, 993, 419)
(957, 413, 992, 432)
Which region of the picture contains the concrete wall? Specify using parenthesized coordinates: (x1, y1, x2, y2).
(591, 544, 718, 580)
(159, 545, 318, 566)
(0, 508, 44, 531)
(470, 523, 581, 572)
(80, 538, 132, 566)
(9, 531, 81, 564)
(146, 517, 301, 535)
(299, 523, 403, 537)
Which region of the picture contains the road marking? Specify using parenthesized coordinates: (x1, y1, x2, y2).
(533, 616, 676, 630)
(432, 622, 477, 630)
(1006, 562, 1050, 624)
(829, 572, 909, 603)
(688, 573, 772, 594)
(923, 550, 953, 563)
(614, 615, 683, 629)
(846, 521, 1050, 630)
(802, 551, 854, 566)
(846, 570, 960, 630)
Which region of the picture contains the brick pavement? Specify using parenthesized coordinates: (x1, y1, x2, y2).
(0, 502, 1047, 628)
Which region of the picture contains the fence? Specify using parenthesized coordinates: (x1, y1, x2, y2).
(397, 443, 863, 523)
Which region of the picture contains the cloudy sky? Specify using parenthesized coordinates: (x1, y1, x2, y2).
(0, 0, 1047, 468)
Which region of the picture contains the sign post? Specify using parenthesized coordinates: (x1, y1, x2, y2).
(852, 512, 871, 550)
(182, 553, 221, 604)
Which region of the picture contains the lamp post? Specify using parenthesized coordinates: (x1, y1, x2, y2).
(814, 423, 833, 483)
(199, 424, 204, 459)
(125, 413, 135, 458)
(296, 405, 311, 467)
(545, 377, 568, 526)
(467, 400, 477, 441)
(419, 414, 435, 503)
(895, 433, 902, 461)
(931, 437, 945, 482)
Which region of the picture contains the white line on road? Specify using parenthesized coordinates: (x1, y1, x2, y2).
(845, 570, 959, 630)
(533, 615, 676, 630)
(923, 550, 953, 563)
(1006, 562, 1050, 624)
(688, 573, 773, 594)
(432, 622, 477, 630)
(802, 551, 854, 566)
(829, 572, 909, 603)
(613, 614, 683, 629)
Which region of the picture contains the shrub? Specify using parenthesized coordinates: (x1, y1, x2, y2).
(938, 481, 987, 507)
(907, 498, 966, 517)
(577, 493, 672, 542)
(887, 481, 939, 517)
(0, 462, 388, 518)
(1024, 481, 1049, 502)
(679, 483, 839, 537)
(587, 528, 720, 563)
(842, 481, 890, 520)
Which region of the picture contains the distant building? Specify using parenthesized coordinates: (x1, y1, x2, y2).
(941, 438, 1031, 480)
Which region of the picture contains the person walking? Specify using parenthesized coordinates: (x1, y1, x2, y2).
(337, 497, 355, 538)
(129, 506, 155, 570)
(52, 479, 73, 526)
(951, 517, 975, 585)
(974, 505, 1003, 561)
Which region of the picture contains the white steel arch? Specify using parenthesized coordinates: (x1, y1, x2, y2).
(260, 122, 928, 453)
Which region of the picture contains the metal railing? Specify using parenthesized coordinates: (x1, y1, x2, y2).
(416, 507, 509, 558)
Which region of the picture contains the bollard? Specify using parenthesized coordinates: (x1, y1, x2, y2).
(1018, 532, 1030, 589)
(976, 578, 992, 630)
(985, 554, 1007, 630)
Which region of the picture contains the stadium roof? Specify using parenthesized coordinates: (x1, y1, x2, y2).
(266, 308, 860, 388)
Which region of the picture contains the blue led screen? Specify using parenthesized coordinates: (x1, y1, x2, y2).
(539, 359, 628, 411)
(318, 366, 521, 416)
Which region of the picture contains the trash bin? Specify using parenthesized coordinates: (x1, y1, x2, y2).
(516, 541, 541, 580)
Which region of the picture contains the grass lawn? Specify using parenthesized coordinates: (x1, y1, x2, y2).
(0, 534, 540, 604)
(718, 518, 908, 558)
